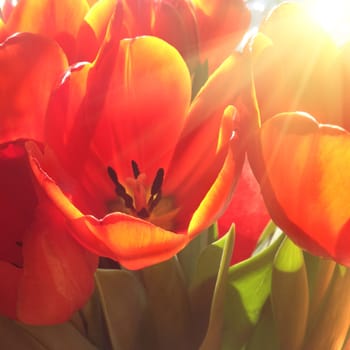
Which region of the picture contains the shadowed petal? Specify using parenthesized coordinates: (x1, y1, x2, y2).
(18, 201, 98, 325)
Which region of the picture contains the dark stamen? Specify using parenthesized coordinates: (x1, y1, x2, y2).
(131, 160, 140, 179)
(107, 166, 119, 186)
(107, 166, 134, 209)
(151, 168, 164, 196)
(148, 192, 162, 212)
(137, 208, 149, 219)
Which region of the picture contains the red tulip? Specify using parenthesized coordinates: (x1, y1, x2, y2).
(218, 158, 270, 264)
(28, 23, 244, 269)
(251, 112, 350, 266)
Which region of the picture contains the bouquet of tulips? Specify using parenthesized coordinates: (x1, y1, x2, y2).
(0, 0, 349, 349)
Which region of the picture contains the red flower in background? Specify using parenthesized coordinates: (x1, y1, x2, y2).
(26, 9, 245, 269)
(218, 158, 270, 264)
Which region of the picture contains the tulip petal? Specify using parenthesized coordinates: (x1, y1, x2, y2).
(166, 53, 246, 195)
(188, 141, 243, 238)
(193, 0, 250, 71)
(0, 33, 68, 143)
(253, 2, 340, 124)
(254, 112, 350, 265)
(217, 159, 270, 263)
(76, 0, 116, 61)
(2, 0, 89, 60)
(93, 36, 192, 183)
(18, 201, 98, 325)
(0, 263, 21, 319)
(28, 147, 189, 270)
(68, 214, 189, 270)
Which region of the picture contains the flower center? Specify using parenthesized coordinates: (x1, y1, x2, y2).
(107, 160, 170, 219)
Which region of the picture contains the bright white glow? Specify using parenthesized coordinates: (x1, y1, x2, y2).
(305, 0, 350, 45)
(248, 1, 266, 13)
(0, 0, 18, 10)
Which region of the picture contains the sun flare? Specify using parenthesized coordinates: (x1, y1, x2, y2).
(305, 0, 350, 45)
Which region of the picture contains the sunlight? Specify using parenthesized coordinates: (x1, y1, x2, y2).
(305, 0, 350, 45)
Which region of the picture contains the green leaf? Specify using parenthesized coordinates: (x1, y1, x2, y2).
(221, 233, 284, 350)
(271, 237, 309, 350)
(189, 228, 235, 348)
(303, 265, 350, 350)
(178, 223, 218, 286)
(199, 228, 235, 350)
(73, 287, 112, 350)
(137, 257, 193, 350)
(245, 300, 279, 350)
(95, 269, 152, 350)
(304, 253, 336, 326)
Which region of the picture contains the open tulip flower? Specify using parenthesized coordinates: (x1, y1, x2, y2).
(26, 12, 244, 270)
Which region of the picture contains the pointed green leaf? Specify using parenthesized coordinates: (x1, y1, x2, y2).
(178, 224, 218, 286)
(199, 228, 235, 350)
(221, 233, 284, 350)
(189, 227, 235, 348)
(271, 238, 309, 350)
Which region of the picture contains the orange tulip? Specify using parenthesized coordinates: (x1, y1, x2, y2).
(28, 20, 244, 269)
(251, 112, 350, 266)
